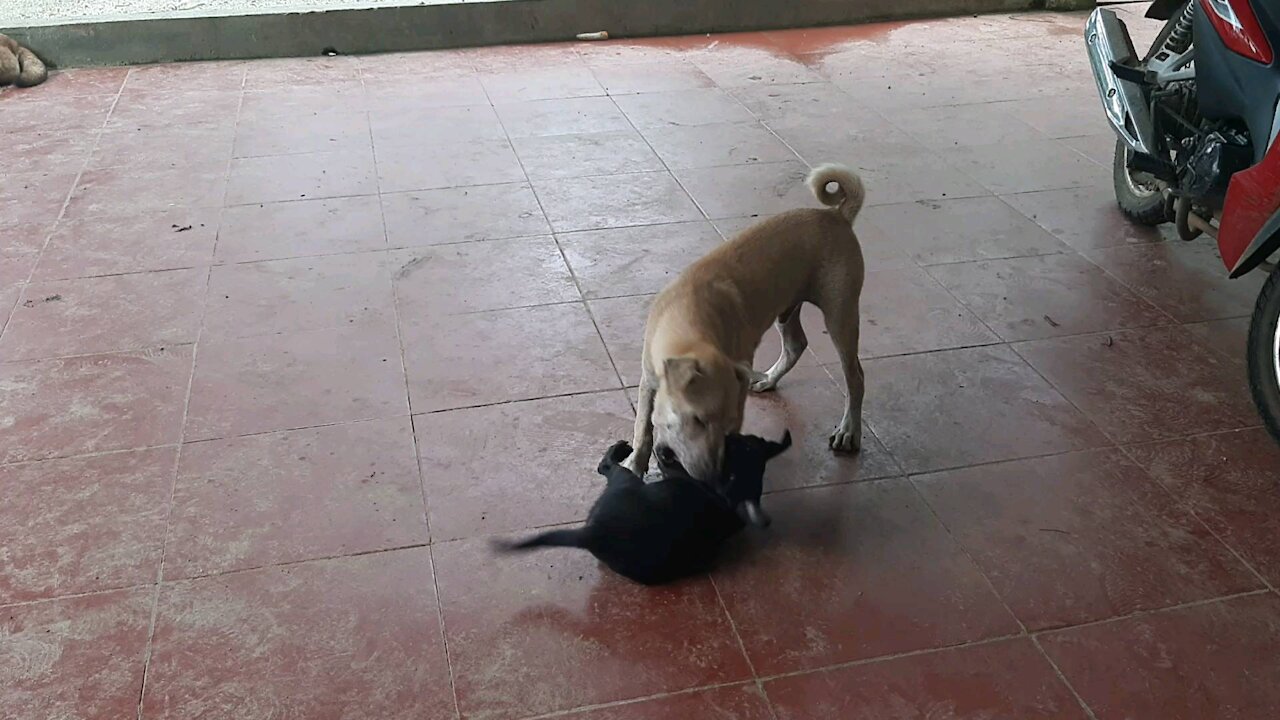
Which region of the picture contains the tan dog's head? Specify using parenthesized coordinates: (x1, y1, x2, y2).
(652, 353, 752, 482)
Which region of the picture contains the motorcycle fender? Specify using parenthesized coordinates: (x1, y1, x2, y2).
(1145, 0, 1186, 21)
(1228, 207, 1280, 278)
(1221, 138, 1280, 277)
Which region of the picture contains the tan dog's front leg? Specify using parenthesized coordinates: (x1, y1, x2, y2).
(626, 374, 657, 476)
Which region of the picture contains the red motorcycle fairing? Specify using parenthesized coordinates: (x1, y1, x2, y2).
(1191, 0, 1280, 276)
(1220, 138, 1280, 277)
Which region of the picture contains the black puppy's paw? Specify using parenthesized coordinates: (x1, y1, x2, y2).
(598, 440, 633, 473)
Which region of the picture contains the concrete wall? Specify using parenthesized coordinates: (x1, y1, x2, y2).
(5, 0, 1094, 68)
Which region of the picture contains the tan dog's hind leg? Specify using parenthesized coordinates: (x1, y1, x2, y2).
(0, 46, 18, 86)
(626, 370, 658, 476)
(0, 34, 46, 88)
(16, 47, 48, 87)
(824, 303, 864, 452)
(750, 304, 807, 393)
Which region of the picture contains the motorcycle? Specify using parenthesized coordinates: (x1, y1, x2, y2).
(1086, 0, 1280, 443)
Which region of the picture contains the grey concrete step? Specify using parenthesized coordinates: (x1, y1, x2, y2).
(3, 0, 1094, 68)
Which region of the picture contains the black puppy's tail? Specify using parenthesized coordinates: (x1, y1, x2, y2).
(491, 529, 589, 552)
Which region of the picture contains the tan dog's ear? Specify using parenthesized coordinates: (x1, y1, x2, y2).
(663, 357, 702, 389)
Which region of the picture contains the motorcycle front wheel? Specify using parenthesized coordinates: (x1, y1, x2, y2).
(1248, 268, 1280, 444)
(1112, 139, 1170, 225)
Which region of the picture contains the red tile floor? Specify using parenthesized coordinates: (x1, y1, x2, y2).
(4, 5, 1280, 719)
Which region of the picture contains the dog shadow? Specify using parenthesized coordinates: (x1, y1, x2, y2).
(714, 481, 861, 572)
(506, 571, 711, 637)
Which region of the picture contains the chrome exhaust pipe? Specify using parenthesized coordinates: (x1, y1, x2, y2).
(1085, 9, 1158, 156)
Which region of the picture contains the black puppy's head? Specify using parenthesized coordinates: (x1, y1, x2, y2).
(722, 430, 791, 527)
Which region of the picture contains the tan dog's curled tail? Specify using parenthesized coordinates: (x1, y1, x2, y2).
(807, 163, 865, 225)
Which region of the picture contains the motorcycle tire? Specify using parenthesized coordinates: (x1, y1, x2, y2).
(1112, 139, 1170, 225)
(1247, 267, 1280, 445)
(1109, 5, 1185, 227)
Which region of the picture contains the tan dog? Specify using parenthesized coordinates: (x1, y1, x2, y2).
(628, 163, 867, 482)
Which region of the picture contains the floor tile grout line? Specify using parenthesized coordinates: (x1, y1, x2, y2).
(903, 476, 1103, 719)
(1001, 335, 1130, 447)
(426, 542, 463, 720)
(954, 193, 1181, 326)
(4, 403, 1253, 476)
(513, 679, 763, 720)
(356, 58, 462, 717)
(367, 77, 465, 720)
(0, 296, 631, 364)
(1030, 587, 1273, 638)
(0, 64, 127, 348)
(1004, 326, 1261, 452)
(2, 322, 1259, 456)
(13, 444, 1256, 591)
(485, 69, 632, 398)
(5, 569, 1265, 661)
(0, 578, 166, 611)
(417, 71, 532, 720)
(1072, 243, 1201, 328)
(21, 262, 223, 287)
(1030, 636, 1101, 720)
(737, 66, 1079, 201)
(602, 87, 715, 231)
(905, 479, 1030, 642)
(1, 524, 1268, 690)
(552, 239, 630, 391)
(133, 445, 184, 720)
(909, 235, 1186, 351)
(1, 385, 636, 469)
(711, 579, 755, 677)
(752, 631, 1027, 686)
(358, 62, 443, 532)
(888, 423, 1267, 482)
(168, 537, 434, 583)
(4, 412, 410, 466)
(1, 352, 1261, 470)
(707, 575, 782, 720)
(4, 282, 1182, 369)
(134, 66, 245, 720)
(510, 608, 1094, 717)
(746, 589, 1274, 687)
(0, 441, 186, 469)
(1114, 442, 1279, 595)
(15, 184, 1145, 281)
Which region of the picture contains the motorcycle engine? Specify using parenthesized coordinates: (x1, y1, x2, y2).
(1181, 129, 1252, 201)
(1151, 80, 1253, 204)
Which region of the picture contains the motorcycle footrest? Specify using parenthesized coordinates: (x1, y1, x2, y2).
(1109, 60, 1148, 86)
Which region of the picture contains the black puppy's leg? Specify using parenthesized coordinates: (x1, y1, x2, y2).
(604, 464, 645, 490)
(598, 440, 645, 489)
(597, 440, 632, 475)
(764, 430, 794, 459)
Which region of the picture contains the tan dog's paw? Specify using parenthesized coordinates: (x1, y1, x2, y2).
(748, 370, 779, 394)
(828, 424, 862, 453)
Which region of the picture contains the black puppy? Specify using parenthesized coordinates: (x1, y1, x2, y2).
(493, 432, 791, 585)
